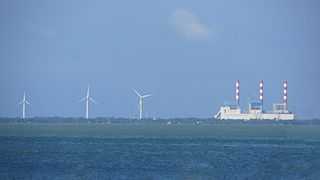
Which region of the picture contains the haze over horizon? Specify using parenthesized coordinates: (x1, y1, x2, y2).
(1, 0, 319, 119)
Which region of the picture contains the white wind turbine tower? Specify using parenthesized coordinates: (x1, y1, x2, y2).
(19, 92, 30, 119)
(133, 89, 151, 120)
(80, 85, 96, 119)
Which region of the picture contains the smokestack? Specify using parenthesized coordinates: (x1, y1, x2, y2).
(283, 80, 288, 110)
(236, 80, 240, 106)
(259, 80, 264, 109)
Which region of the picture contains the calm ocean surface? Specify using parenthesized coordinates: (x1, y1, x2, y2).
(0, 123, 320, 180)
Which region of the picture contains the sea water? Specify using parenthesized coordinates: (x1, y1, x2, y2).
(0, 123, 320, 180)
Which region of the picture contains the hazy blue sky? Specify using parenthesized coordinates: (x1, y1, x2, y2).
(1, 0, 319, 119)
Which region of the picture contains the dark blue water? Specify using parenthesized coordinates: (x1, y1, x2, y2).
(0, 137, 320, 180)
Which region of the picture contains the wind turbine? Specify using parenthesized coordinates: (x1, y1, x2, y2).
(19, 92, 30, 119)
(133, 89, 151, 120)
(80, 85, 96, 119)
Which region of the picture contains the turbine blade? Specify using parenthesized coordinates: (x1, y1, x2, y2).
(25, 101, 30, 105)
(79, 97, 86, 102)
(142, 94, 152, 98)
(90, 97, 97, 104)
(86, 85, 90, 98)
(133, 89, 141, 97)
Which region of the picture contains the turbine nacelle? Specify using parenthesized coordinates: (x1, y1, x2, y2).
(133, 89, 151, 98)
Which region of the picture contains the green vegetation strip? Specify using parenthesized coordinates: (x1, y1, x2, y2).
(0, 123, 320, 139)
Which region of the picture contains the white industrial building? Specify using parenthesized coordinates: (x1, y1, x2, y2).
(215, 80, 295, 120)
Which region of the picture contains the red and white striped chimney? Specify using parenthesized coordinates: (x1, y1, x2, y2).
(259, 80, 264, 106)
(283, 80, 288, 108)
(236, 80, 240, 106)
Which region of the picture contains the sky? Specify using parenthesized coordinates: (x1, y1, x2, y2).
(0, 0, 319, 119)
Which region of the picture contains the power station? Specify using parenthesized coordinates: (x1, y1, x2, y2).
(215, 80, 295, 120)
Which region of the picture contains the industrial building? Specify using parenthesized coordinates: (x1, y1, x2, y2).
(215, 80, 295, 120)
